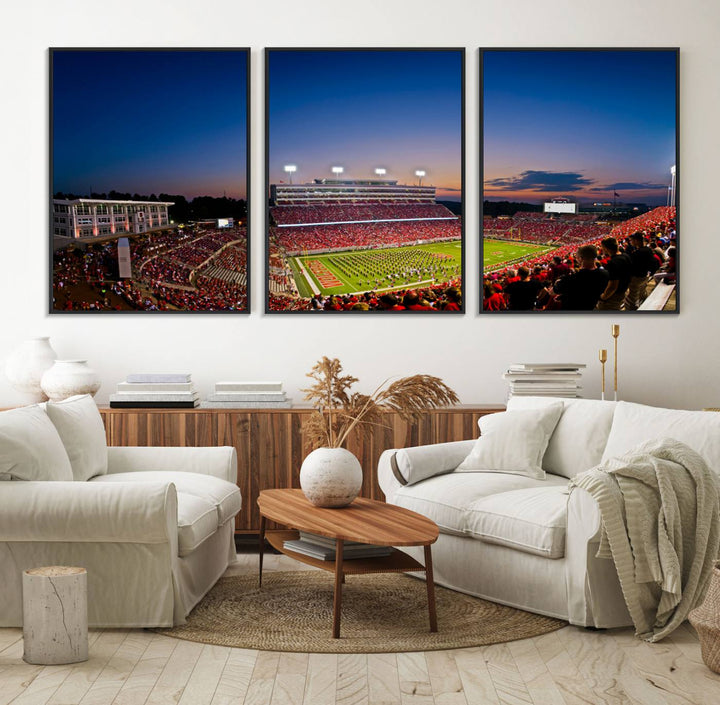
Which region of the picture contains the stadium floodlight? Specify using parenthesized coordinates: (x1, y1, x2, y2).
(374, 167, 387, 176)
(415, 169, 426, 186)
(283, 164, 297, 184)
(331, 166, 344, 179)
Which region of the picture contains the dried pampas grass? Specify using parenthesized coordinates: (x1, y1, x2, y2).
(302, 356, 458, 449)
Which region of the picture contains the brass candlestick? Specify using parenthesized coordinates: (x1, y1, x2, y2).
(611, 324, 620, 401)
(599, 349, 607, 401)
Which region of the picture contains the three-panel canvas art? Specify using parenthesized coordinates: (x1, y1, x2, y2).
(50, 48, 678, 314)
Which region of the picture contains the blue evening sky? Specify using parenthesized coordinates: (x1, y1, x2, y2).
(268, 50, 463, 200)
(53, 50, 248, 200)
(483, 50, 677, 205)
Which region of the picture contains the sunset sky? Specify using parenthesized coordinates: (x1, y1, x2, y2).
(483, 49, 677, 206)
(53, 50, 248, 200)
(267, 49, 463, 201)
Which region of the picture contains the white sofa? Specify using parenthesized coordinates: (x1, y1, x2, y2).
(0, 395, 241, 628)
(378, 397, 720, 628)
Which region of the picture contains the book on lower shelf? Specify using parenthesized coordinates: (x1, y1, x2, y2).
(204, 380, 292, 408)
(503, 362, 585, 400)
(282, 536, 393, 561)
(111, 373, 199, 408)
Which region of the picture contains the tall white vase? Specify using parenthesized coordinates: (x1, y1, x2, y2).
(4, 337, 58, 402)
(299, 447, 363, 508)
(40, 360, 101, 402)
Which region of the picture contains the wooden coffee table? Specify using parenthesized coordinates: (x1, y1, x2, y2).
(257, 488, 439, 639)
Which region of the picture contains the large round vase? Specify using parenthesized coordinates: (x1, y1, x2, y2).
(40, 360, 101, 402)
(300, 447, 363, 508)
(4, 337, 58, 402)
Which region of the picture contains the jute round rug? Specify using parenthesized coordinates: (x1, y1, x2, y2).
(155, 571, 565, 653)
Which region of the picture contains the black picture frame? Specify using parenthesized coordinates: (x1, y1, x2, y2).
(49, 47, 251, 314)
(265, 47, 465, 314)
(480, 47, 679, 314)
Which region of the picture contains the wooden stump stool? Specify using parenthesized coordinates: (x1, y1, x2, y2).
(22, 566, 88, 665)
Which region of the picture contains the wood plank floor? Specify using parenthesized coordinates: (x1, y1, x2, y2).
(1, 554, 718, 704)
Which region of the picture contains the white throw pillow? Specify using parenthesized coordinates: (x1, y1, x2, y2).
(45, 395, 108, 481)
(602, 401, 720, 478)
(456, 404, 564, 479)
(508, 396, 617, 478)
(392, 440, 476, 485)
(0, 405, 73, 481)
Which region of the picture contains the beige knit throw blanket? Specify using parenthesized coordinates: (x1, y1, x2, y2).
(570, 438, 720, 642)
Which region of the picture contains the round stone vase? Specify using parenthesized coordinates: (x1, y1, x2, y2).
(299, 447, 363, 508)
(5, 336, 58, 402)
(40, 360, 101, 402)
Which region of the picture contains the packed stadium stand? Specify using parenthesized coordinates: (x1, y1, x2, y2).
(268, 179, 463, 311)
(52, 226, 248, 311)
(482, 206, 676, 312)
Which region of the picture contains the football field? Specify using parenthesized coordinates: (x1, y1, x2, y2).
(483, 238, 555, 271)
(289, 241, 462, 297)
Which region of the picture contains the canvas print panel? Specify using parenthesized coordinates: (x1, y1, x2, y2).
(482, 49, 678, 313)
(266, 49, 464, 313)
(51, 49, 249, 312)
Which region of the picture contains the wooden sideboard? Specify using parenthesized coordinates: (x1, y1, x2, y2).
(99, 405, 504, 533)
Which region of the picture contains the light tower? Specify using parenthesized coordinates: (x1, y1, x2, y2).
(670, 165, 676, 207)
(415, 169, 426, 187)
(331, 166, 344, 180)
(374, 167, 387, 178)
(283, 164, 297, 185)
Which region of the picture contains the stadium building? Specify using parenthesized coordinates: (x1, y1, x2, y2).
(271, 179, 439, 206)
(52, 198, 174, 240)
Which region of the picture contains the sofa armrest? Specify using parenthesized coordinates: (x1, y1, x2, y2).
(567, 486, 602, 543)
(378, 440, 475, 500)
(0, 481, 177, 544)
(107, 446, 237, 483)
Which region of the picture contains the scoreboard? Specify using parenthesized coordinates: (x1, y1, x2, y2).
(544, 201, 577, 214)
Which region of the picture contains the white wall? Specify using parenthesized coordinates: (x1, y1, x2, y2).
(1, 0, 718, 410)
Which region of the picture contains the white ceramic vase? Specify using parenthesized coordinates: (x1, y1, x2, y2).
(40, 360, 101, 402)
(299, 447, 363, 508)
(4, 337, 58, 402)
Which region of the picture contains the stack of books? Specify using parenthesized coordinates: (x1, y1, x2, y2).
(283, 531, 393, 561)
(109, 373, 199, 408)
(503, 363, 586, 399)
(200, 381, 292, 408)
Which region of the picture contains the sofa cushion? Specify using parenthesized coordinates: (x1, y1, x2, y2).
(91, 471, 241, 525)
(456, 404, 563, 479)
(392, 440, 476, 486)
(393, 471, 568, 536)
(45, 395, 108, 481)
(176, 492, 219, 556)
(466, 486, 570, 558)
(0, 405, 73, 481)
(601, 401, 720, 477)
(508, 396, 617, 478)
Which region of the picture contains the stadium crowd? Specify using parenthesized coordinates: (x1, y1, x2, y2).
(267, 280, 463, 312)
(482, 207, 676, 311)
(52, 227, 248, 311)
(271, 202, 455, 225)
(484, 216, 607, 245)
(273, 219, 461, 254)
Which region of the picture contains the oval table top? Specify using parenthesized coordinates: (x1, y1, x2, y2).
(257, 489, 438, 546)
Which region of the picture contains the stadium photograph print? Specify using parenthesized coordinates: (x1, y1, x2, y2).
(481, 48, 678, 314)
(50, 48, 250, 313)
(265, 48, 465, 313)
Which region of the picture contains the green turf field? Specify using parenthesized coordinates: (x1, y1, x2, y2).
(483, 238, 555, 271)
(290, 241, 462, 297)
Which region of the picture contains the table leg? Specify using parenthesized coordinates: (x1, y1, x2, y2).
(424, 544, 438, 633)
(332, 539, 344, 639)
(258, 515, 266, 588)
